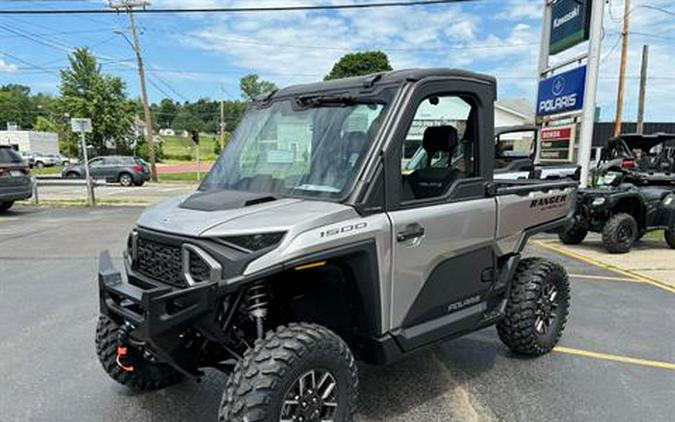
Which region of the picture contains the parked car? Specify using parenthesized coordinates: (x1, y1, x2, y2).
(32, 152, 58, 168)
(49, 153, 71, 167)
(19, 151, 35, 168)
(62, 155, 150, 187)
(0, 145, 32, 212)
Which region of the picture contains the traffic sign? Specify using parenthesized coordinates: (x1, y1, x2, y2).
(70, 118, 92, 133)
(550, 0, 592, 54)
(536, 65, 587, 117)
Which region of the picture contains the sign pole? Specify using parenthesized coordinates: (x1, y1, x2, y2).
(80, 131, 95, 206)
(576, 0, 604, 187)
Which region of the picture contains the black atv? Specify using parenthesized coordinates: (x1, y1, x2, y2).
(559, 168, 675, 253)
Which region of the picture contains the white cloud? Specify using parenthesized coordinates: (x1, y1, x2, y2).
(0, 57, 18, 73)
(498, 0, 543, 21)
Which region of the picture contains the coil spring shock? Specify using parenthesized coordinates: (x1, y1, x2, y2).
(247, 284, 269, 339)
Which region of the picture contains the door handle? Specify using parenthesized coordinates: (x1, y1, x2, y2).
(397, 225, 425, 242)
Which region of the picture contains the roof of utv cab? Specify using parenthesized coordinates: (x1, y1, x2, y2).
(267, 68, 497, 100)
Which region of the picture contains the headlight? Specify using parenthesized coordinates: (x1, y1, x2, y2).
(591, 197, 606, 207)
(219, 232, 285, 252)
(664, 197, 673, 206)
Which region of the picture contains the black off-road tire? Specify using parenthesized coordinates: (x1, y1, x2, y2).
(558, 221, 588, 245)
(219, 323, 358, 422)
(497, 258, 570, 356)
(602, 213, 638, 253)
(95, 315, 182, 391)
(0, 201, 14, 212)
(665, 230, 675, 249)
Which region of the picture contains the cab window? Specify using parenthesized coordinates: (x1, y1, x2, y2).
(400, 95, 477, 201)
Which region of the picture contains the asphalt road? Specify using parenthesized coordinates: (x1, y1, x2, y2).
(1, 207, 673, 422)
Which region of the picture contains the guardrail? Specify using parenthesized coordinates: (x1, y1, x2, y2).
(32, 176, 107, 205)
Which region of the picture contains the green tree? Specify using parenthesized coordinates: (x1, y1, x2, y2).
(239, 74, 278, 101)
(0, 84, 36, 129)
(324, 51, 393, 81)
(59, 48, 137, 155)
(154, 98, 178, 129)
(172, 109, 203, 132)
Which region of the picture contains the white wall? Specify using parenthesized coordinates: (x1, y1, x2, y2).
(0, 131, 59, 154)
(495, 106, 532, 127)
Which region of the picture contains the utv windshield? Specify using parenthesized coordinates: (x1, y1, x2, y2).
(200, 93, 390, 199)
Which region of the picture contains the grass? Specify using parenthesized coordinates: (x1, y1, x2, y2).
(31, 165, 64, 175)
(157, 172, 203, 183)
(160, 134, 220, 161)
(643, 230, 665, 241)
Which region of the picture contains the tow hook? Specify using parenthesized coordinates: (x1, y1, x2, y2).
(115, 322, 136, 373)
(116, 346, 135, 372)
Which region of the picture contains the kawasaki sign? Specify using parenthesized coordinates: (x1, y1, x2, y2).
(550, 0, 592, 54)
(536, 65, 587, 117)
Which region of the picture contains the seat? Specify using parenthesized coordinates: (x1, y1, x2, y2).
(407, 126, 460, 199)
(341, 131, 368, 169)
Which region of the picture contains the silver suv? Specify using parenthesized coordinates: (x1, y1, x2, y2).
(95, 69, 577, 422)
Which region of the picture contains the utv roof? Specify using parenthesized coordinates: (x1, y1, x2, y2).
(268, 68, 497, 99)
(610, 132, 675, 150)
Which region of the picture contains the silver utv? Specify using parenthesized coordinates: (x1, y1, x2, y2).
(96, 69, 576, 422)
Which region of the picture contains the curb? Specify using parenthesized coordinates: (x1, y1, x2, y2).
(533, 240, 675, 294)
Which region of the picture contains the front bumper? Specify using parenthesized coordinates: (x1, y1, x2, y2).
(98, 251, 219, 342)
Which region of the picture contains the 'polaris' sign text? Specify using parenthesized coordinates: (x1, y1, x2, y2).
(550, 0, 592, 54)
(536, 65, 586, 117)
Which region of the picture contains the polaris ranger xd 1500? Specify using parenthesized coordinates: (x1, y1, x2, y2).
(96, 69, 577, 422)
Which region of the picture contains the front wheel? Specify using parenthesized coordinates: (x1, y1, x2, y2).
(665, 230, 675, 249)
(558, 220, 588, 245)
(497, 258, 570, 356)
(219, 323, 358, 422)
(95, 315, 183, 391)
(0, 201, 14, 212)
(602, 213, 638, 253)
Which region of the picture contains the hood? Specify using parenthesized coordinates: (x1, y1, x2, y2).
(136, 191, 357, 237)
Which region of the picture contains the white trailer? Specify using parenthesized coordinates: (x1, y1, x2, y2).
(0, 130, 59, 155)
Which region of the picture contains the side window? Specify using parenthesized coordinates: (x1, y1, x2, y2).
(89, 158, 104, 167)
(495, 130, 535, 170)
(400, 95, 477, 201)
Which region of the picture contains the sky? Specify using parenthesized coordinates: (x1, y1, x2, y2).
(0, 0, 674, 122)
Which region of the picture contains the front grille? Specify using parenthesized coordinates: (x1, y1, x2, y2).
(188, 250, 211, 282)
(136, 237, 185, 287)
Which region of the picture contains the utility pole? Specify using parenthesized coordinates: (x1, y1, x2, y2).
(110, 0, 157, 182)
(219, 99, 225, 151)
(636, 44, 649, 135)
(613, 0, 631, 137)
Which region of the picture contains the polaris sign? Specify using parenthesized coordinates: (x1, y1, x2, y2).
(536, 65, 587, 117)
(550, 0, 592, 54)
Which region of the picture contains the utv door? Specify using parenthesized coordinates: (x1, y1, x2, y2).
(384, 81, 497, 351)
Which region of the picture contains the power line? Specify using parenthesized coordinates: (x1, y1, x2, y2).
(1, 0, 483, 14)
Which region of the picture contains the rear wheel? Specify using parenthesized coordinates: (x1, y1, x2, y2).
(95, 315, 183, 391)
(119, 172, 133, 187)
(665, 230, 675, 249)
(602, 213, 638, 253)
(0, 201, 14, 212)
(219, 323, 358, 422)
(497, 258, 570, 356)
(558, 220, 588, 245)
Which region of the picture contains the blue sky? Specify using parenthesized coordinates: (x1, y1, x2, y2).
(1, 0, 674, 121)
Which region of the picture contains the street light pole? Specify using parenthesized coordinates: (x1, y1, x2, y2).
(110, 1, 157, 182)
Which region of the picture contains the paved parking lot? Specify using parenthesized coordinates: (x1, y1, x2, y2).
(1, 207, 673, 422)
(29, 182, 196, 205)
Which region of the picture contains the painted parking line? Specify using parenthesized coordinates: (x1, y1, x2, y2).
(568, 273, 642, 283)
(554, 346, 675, 370)
(533, 240, 675, 294)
